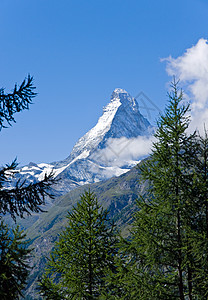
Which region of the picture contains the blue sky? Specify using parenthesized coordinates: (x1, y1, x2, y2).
(0, 0, 208, 165)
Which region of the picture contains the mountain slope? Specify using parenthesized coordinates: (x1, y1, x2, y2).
(65, 88, 151, 162)
(23, 163, 148, 299)
(17, 88, 152, 197)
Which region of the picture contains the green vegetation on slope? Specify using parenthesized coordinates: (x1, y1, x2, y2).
(23, 165, 145, 298)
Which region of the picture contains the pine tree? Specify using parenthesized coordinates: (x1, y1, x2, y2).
(188, 128, 208, 298)
(123, 79, 201, 299)
(0, 76, 56, 298)
(0, 75, 56, 221)
(0, 221, 31, 300)
(39, 190, 118, 299)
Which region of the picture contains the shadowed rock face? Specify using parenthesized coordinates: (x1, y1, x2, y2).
(67, 88, 150, 161)
(15, 88, 152, 198)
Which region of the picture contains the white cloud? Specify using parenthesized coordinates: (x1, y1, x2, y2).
(162, 38, 208, 134)
(93, 136, 155, 167)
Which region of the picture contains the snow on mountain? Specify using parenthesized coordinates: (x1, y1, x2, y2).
(66, 88, 150, 162)
(16, 88, 152, 196)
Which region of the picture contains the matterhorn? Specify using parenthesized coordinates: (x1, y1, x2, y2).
(18, 88, 152, 195)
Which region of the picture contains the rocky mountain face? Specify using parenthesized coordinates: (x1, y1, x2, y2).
(16, 88, 152, 197)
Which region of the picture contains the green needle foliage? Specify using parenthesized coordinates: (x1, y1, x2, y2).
(0, 221, 31, 300)
(0, 76, 56, 298)
(121, 79, 207, 299)
(190, 128, 208, 298)
(0, 76, 56, 220)
(39, 190, 118, 299)
(0, 74, 36, 129)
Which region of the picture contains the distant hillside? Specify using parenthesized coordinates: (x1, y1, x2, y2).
(23, 163, 147, 299)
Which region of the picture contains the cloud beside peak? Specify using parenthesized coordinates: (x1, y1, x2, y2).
(162, 38, 208, 133)
(93, 136, 155, 168)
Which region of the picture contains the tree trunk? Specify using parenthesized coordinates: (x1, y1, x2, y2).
(177, 209, 185, 300)
(187, 265, 192, 300)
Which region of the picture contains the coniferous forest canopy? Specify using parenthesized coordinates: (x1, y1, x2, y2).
(1, 78, 208, 299)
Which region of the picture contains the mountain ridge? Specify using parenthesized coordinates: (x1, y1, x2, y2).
(16, 88, 152, 197)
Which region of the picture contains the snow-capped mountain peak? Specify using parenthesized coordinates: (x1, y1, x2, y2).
(110, 88, 138, 110)
(110, 88, 132, 101)
(16, 88, 153, 196)
(68, 88, 126, 160)
(67, 88, 149, 161)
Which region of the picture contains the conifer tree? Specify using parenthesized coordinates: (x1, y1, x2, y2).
(39, 190, 118, 299)
(189, 129, 208, 298)
(0, 76, 56, 298)
(123, 79, 200, 299)
(0, 75, 56, 220)
(0, 221, 31, 300)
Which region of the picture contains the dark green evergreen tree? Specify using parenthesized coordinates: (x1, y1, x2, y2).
(39, 190, 118, 299)
(0, 75, 56, 220)
(121, 79, 201, 299)
(0, 221, 31, 300)
(189, 128, 208, 298)
(0, 76, 56, 298)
